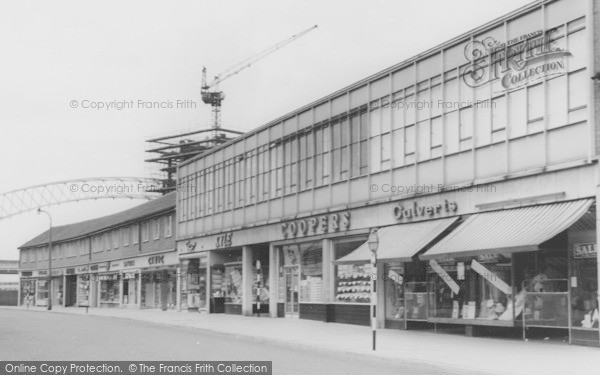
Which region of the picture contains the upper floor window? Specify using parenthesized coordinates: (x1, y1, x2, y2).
(142, 222, 149, 242)
(132, 224, 139, 245)
(165, 215, 172, 238)
(112, 230, 119, 249)
(153, 219, 160, 240)
(123, 227, 130, 246)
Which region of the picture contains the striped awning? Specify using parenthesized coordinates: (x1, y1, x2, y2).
(420, 199, 594, 260)
(335, 217, 459, 263)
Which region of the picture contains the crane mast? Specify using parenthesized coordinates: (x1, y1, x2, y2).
(201, 25, 317, 131)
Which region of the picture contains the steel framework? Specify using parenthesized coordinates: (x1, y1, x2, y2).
(0, 177, 162, 220)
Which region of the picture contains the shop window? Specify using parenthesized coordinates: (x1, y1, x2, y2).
(298, 242, 323, 303)
(181, 258, 207, 310)
(122, 273, 138, 305)
(334, 239, 370, 303)
(429, 254, 516, 322)
(570, 243, 599, 329)
(99, 275, 120, 305)
(384, 262, 404, 320)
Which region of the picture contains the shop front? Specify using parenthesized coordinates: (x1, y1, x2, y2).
(179, 254, 208, 311)
(416, 199, 598, 345)
(35, 270, 49, 307)
(210, 248, 243, 315)
(19, 272, 35, 306)
(50, 269, 64, 307)
(75, 266, 91, 307)
(97, 272, 119, 308)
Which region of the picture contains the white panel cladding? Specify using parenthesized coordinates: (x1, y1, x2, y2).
(176, 0, 593, 238)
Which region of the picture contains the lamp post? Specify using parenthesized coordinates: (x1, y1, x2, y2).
(37, 208, 52, 311)
(367, 228, 379, 351)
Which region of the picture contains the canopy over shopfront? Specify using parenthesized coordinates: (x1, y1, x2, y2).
(420, 199, 594, 260)
(336, 217, 459, 263)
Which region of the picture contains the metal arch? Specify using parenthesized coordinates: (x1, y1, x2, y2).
(0, 177, 164, 221)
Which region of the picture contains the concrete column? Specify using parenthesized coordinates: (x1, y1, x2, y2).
(269, 244, 278, 318)
(62, 274, 67, 307)
(137, 272, 142, 309)
(322, 239, 333, 304)
(242, 246, 253, 316)
(119, 271, 124, 308)
(17, 278, 21, 307)
(176, 266, 181, 312)
(206, 252, 212, 312)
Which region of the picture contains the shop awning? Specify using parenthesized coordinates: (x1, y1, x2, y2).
(420, 199, 594, 260)
(335, 217, 459, 263)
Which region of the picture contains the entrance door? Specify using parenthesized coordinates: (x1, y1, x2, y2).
(65, 275, 77, 307)
(284, 267, 299, 318)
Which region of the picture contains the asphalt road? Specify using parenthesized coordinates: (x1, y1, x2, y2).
(0, 309, 462, 375)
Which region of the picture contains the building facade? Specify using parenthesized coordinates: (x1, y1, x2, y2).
(18, 193, 177, 310)
(176, 0, 600, 346)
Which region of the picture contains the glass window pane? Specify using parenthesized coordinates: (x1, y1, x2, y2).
(492, 96, 507, 131)
(527, 83, 544, 122)
(431, 116, 442, 147)
(459, 107, 473, 140)
(370, 108, 381, 137)
(370, 136, 381, 173)
(405, 125, 415, 155)
(569, 70, 587, 110)
(546, 76, 567, 129)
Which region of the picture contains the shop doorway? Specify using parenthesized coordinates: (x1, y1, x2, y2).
(284, 266, 299, 318)
(64, 275, 77, 307)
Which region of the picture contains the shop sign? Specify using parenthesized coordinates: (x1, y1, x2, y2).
(477, 253, 501, 263)
(573, 243, 597, 259)
(215, 232, 233, 248)
(75, 266, 89, 274)
(281, 212, 351, 239)
(38, 270, 48, 277)
(123, 272, 137, 279)
(90, 265, 98, 272)
(20, 271, 33, 277)
(148, 255, 164, 266)
(50, 269, 63, 277)
(66, 268, 75, 275)
(462, 28, 571, 91)
(393, 200, 457, 221)
(123, 260, 135, 268)
(98, 274, 119, 281)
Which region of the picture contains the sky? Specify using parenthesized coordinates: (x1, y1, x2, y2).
(0, 0, 534, 263)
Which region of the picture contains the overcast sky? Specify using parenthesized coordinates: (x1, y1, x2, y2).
(0, 0, 534, 266)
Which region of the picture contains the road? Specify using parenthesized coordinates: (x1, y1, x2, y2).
(0, 309, 464, 375)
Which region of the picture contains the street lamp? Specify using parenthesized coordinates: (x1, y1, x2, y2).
(367, 228, 379, 351)
(37, 208, 53, 311)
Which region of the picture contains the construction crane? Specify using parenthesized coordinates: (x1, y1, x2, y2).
(201, 25, 318, 132)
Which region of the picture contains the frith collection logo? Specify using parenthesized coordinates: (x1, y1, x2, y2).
(462, 28, 572, 91)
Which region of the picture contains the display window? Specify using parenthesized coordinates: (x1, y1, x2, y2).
(570, 243, 598, 329)
(35, 279, 48, 306)
(77, 274, 91, 306)
(299, 242, 322, 303)
(99, 274, 120, 304)
(384, 262, 404, 320)
(141, 270, 177, 309)
(223, 263, 243, 304)
(181, 258, 207, 310)
(517, 249, 570, 328)
(429, 254, 517, 322)
(333, 238, 370, 303)
(122, 272, 138, 305)
(20, 279, 35, 305)
(52, 277, 63, 306)
(252, 249, 269, 306)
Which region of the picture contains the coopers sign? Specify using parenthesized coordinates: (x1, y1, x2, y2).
(281, 212, 351, 239)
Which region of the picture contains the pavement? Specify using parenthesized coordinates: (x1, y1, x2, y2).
(2, 305, 598, 375)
